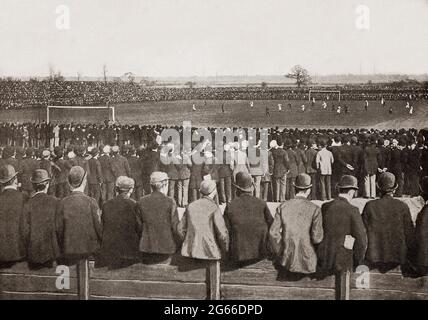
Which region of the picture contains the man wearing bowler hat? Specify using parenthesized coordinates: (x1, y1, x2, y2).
(22, 169, 61, 268)
(223, 172, 273, 264)
(97, 176, 141, 268)
(56, 166, 102, 265)
(415, 176, 428, 275)
(178, 180, 229, 260)
(362, 172, 415, 271)
(317, 175, 367, 275)
(0, 165, 27, 267)
(136, 171, 181, 261)
(269, 173, 323, 274)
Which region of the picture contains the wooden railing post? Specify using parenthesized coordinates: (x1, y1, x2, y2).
(77, 259, 90, 300)
(206, 260, 221, 300)
(335, 271, 351, 300)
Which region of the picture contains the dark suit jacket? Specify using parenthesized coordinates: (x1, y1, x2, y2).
(22, 193, 61, 264)
(141, 150, 160, 179)
(98, 195, 141, 265)
(88, 158, 103, 185)
(286, 148, 300, 178)
(109, 154, 131, 179)
(317, 197, 367, 273)
(415, 204, 428, 267)
(70, 156, 90, 177)
(136, 191, 180, 254)
(224, 193, 273, 262)
(362, 195, 415, 266)
(271, 148, 289, 178)
(20, 158, 40, 191)
(56, 191, 102, 257)
(128, 156, 143, 186)
(390, 148, 403, 175)
(305, 148, 318, 174)
(363, 145, 380, 175)
(0, 189, 27, 262)
(99, 155, 115, 183)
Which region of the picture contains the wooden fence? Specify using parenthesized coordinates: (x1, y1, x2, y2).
(1, 256, 428, 300)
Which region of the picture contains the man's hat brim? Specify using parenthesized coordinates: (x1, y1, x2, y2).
(293, 182, 313, 190)
(0, 171, 19, 184)
(233, 183, 254, 193)
(377, 182, 398, 193)
(30, 177, 51, 184)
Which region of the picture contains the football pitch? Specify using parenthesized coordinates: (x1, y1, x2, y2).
(1, 99, 427, 129)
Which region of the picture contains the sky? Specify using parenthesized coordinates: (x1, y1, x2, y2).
(0, 0, 427, 77)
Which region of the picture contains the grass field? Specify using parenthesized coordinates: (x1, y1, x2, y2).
(1, 99, 427, 129)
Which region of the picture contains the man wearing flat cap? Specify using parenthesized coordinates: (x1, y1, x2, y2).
(223, 172, 273, 264)
(317, 175, 367, 275)
(56, 166, 102, 265)
(362, 172, 415, 271)
(0, 165, 27, 267)
(136, 171, 181, 260)
(415, 176, 428, 275)
(22, 169, 61, 268)
(97, 176, 141, 268)
(269, 173, 323, 274)
(177, 180, 229, 260)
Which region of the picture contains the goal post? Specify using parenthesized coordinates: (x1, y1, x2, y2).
(308, 90, 341, 102)
(46, 105, 115, 123)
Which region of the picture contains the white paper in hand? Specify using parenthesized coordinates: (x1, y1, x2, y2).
(203, 174, 212, 181)
(344, 235, 355, 250)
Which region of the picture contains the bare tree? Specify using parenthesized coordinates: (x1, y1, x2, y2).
(77, 72, 82, 81)
(103, 64, 108, 83)
(286, 65, 311, 88)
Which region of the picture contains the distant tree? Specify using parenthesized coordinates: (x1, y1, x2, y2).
(77, 72, 82, 81)
(123, 72, 135, 83)
(261, 82, 268, 88)
(185, 81, 196, 89)
(286, 65, 311, 88)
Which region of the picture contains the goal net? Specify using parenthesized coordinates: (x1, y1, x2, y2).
(308, 90, 341, 102)
(46, 105, 115, 124)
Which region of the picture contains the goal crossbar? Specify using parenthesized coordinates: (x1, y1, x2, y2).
(47, 105, 115, 123)
(308, 90, 341, 102)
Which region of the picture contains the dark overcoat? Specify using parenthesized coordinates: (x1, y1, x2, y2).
(362, 195, 415, 266)
(22, 193, 61, 264)
(223, 193, 273, 262)
(136, 190, 180, 255)
(56, 191, 102, 257)
(98, 195, 141, 265)
(0, 189, 27, 262)
(317, 197, 367, 273)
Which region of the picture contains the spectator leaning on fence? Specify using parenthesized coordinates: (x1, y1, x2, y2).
(97, 176, 141, 269)
(177, 180, 229, 260)
(22, 169, 61, 268)
(0, 165, 27, 268)
(316, 175, 367, 276)
(136, 171, 180, 262)
(223, 172, 273, 264)
(269, 173, 323, 274)
(361, 172, 415, 272)
(56, 166, 102, 265)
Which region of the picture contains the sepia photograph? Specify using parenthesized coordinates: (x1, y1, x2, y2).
(0, 0, 428, 305)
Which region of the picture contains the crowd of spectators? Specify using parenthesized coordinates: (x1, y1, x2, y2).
(1, 79, 427, 109)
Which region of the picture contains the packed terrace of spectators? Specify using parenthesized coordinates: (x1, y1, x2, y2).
(1, 79, 427, 109)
